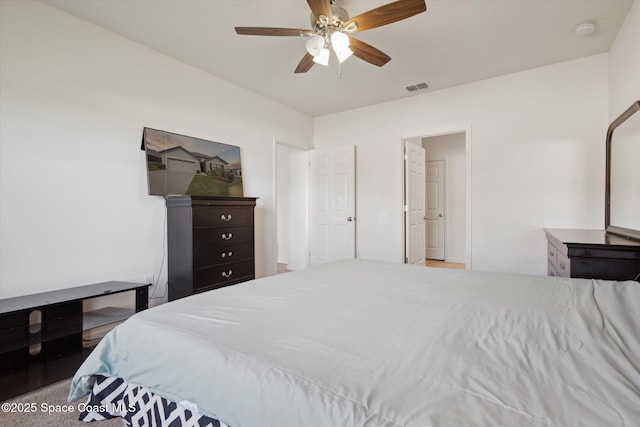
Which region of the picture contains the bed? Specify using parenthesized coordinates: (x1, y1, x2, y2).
(68, 259, 640, 426)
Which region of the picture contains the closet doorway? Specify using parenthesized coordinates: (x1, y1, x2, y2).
(403, 130, 471, 269)
(274, 141, 309, 273)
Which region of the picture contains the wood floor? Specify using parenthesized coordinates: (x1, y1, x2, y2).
(425, 260, 466, 269)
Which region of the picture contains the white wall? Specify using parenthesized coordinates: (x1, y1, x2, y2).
(422, 133, 466, 264)
(276, 143, 290, 264)
(608, 0, 640, 119)
(0, 1, 313, 299)
(607, 0, 640, 235)
(314, 55, 608, 275)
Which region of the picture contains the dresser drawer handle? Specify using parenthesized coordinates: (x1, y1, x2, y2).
(221, 251, 233, 258)
(221, 214, 232, 221)
(549, 250, 555, 257)
(222, 233, 233, 240)
(559, 262, 565, 270)
(221, 270, 233, 278)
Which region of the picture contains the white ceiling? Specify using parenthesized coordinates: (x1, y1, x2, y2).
(45, 0, 632, 117)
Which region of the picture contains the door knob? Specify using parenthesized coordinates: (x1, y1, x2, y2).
(347, 217, 353, 222)
(439, 213, 443, 217)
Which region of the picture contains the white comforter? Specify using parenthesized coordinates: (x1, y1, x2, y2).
(69, 259, 640, 426)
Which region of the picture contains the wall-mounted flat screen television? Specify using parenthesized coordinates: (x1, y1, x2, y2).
(141, 127, 244, 197)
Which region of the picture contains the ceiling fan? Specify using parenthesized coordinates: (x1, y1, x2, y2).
(235, 0, 427, 73)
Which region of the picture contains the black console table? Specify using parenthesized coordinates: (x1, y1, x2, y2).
(0, 281, 150, 400)
(545, 228, 640, 281)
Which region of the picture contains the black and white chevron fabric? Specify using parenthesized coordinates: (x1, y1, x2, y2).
(79, 375, 228, 427)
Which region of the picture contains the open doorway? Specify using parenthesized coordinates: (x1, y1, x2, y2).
(403, 129, 471, 270)
(274, 141, 309, 274)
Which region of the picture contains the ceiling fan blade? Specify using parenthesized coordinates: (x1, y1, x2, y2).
(307, 0, 333, 21)
(349, 37, 391, 67)
(343, 0, 426, 33)
(235, 27, 313, 37)
(295, 52, 316, 73)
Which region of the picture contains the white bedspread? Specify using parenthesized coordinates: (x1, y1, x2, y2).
(69, 259, 640, 426)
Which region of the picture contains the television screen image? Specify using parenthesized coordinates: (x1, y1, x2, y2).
(142, 128, 244, 197)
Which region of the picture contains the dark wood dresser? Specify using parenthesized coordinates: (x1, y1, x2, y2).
(166, 196, 257, 301)
(545, 228, 640, 281)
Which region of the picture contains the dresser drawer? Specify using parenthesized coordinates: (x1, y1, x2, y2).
(547, 242, 557, 269)
(547, 262, 558, 277)
(195, 226, 253, 249)
(556, 250, 571, 277)
(194, 243, 253, 268)
(194, 207, 253, 227)
(194, 260, 254, 290)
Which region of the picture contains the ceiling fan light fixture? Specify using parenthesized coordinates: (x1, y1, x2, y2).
(343, 21, 358, 33)
(313, 48, 330, 66)
(330, 31, 352, 64)
(305, 35, 325, 56)
(335, 47, 353, 63)
(330, 31, 350, 51)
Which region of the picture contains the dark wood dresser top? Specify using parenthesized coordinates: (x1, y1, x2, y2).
(545, 228, 640, 248)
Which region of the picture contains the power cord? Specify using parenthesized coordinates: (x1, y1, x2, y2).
(150, 202, 168, 300)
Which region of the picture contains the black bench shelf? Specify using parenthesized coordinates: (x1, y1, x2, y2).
(0, 281, 149, 400)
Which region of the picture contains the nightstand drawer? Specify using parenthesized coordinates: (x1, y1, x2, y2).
(547, 242, 557, 269)
(548, 262, 558, 277)
(556, 250, 571, 277)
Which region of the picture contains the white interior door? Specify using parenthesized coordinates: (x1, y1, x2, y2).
(426, 160, 445, 260)
(310, 145, 355, 266)
(404, 140, 426, 265)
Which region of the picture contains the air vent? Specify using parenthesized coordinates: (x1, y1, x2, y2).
(405, 82, 429, 92)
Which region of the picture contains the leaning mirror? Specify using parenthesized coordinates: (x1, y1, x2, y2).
(606, 100, 640, 240)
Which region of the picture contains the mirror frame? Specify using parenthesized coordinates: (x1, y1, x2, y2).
(605, 100, 640, 241)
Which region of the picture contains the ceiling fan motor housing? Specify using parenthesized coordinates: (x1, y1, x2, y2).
(310, 6, 350, 30)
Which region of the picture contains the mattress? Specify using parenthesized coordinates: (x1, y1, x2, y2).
(69, 259, 640, 426)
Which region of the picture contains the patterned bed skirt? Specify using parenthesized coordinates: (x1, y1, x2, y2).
(79, 375, 228, 427)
